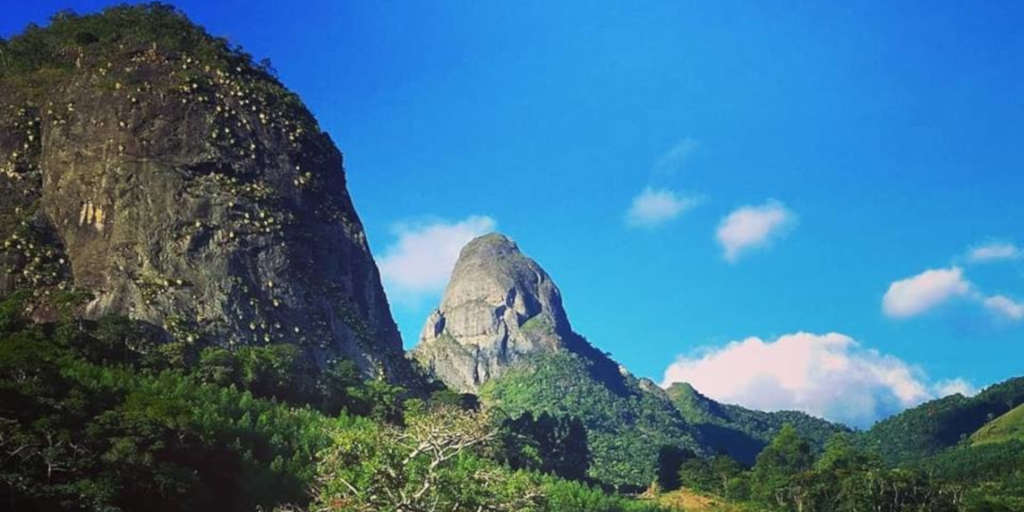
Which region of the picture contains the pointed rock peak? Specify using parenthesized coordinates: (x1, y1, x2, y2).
(441, 232, 571, 331)
(413, 232, 577, 392)
(460, 232, 519, 255)
(666, 382, 701, 399)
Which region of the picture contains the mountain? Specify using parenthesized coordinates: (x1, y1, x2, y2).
(665, 382, 849, 465)
(860, 376, 1024, 465)
(413, 233, 703, 489)
(0, 5, 414, 383)
(412, 233, 583, 392)
(970, 403, 1024, 446)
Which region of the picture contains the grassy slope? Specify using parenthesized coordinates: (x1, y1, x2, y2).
(859, 376, 1024, 465)
(653, 489, 754, 512)
(970, 403, 1024, 446)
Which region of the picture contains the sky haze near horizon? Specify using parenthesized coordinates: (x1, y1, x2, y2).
(4, 0, 1022, 426)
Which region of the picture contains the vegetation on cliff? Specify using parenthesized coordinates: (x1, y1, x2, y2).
(1, 2, 413, 385)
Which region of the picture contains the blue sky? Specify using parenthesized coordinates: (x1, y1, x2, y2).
(5, 1, 1022, 426)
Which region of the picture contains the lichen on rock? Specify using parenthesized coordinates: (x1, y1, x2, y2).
(0, 5, 416, 384)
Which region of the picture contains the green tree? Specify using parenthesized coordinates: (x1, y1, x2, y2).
(751, 424, 813, 507)
(498, 412, 592, 481)
(311, 404, 543, 512)
(677, 456, 714, 492)
(709, 455, 743, 496)
(815, 433, 878, 473)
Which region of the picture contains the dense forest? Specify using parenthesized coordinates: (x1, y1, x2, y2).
(479, 351, 703, 489)
(858, 377, 1024, 465)
(659, 424, 1024, 511)
(6, 288, 1016, 511)
(0, 291, 661, 511)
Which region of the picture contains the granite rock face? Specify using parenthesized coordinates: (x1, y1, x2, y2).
(0, 14, 413, 382)
(413, 233, 592, 391)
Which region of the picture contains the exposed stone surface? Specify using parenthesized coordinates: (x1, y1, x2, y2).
(0, 18, 414, 383)
(412, 233, 583, 392)
(412, 233, 639, 396)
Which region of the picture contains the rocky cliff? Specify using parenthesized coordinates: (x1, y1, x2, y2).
(0, 5, 412, 382)
(412, 233, 583, 391)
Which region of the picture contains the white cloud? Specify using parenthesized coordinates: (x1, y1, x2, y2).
(983, 294, 1024, 321)
(653, 138, 699, 177)
(882, 267, 971, 319)
(967, 242, 1021, 263)
(379, 215, 496, 302)
(715, 200, 795, 262)
(661, 332, 970, 427)
(934, 378, 978, 397)
(882, 266, 1024, 324)
(625, 188, 701, 228)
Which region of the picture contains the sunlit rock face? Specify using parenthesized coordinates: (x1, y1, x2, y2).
(0, 31, 415, 384)
(413, 233, 585, 392)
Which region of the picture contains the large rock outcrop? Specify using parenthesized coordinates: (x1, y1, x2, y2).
(413, 233, 705, 488)
(413, 233, 583, 392)
(0, 6, 413, 382)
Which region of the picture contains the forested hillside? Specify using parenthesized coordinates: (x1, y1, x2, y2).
(656, 421, 1024, 511)
(665, 382, 847, 465)
(859, 377, 1024, 465)
(480, 351, 702, 489)
(0, 290, 663, 510)
(416, 233, 704, 490)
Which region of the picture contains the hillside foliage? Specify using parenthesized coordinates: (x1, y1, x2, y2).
(665, 382, 848, 465)
(859, 377, 1024, 465)
(664, 426, 1024, 512)
(0, 290, 665, 511)
(479, 351, 701, 490)
(0, 3, 284, 101)
(0, 291, 353, 510)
